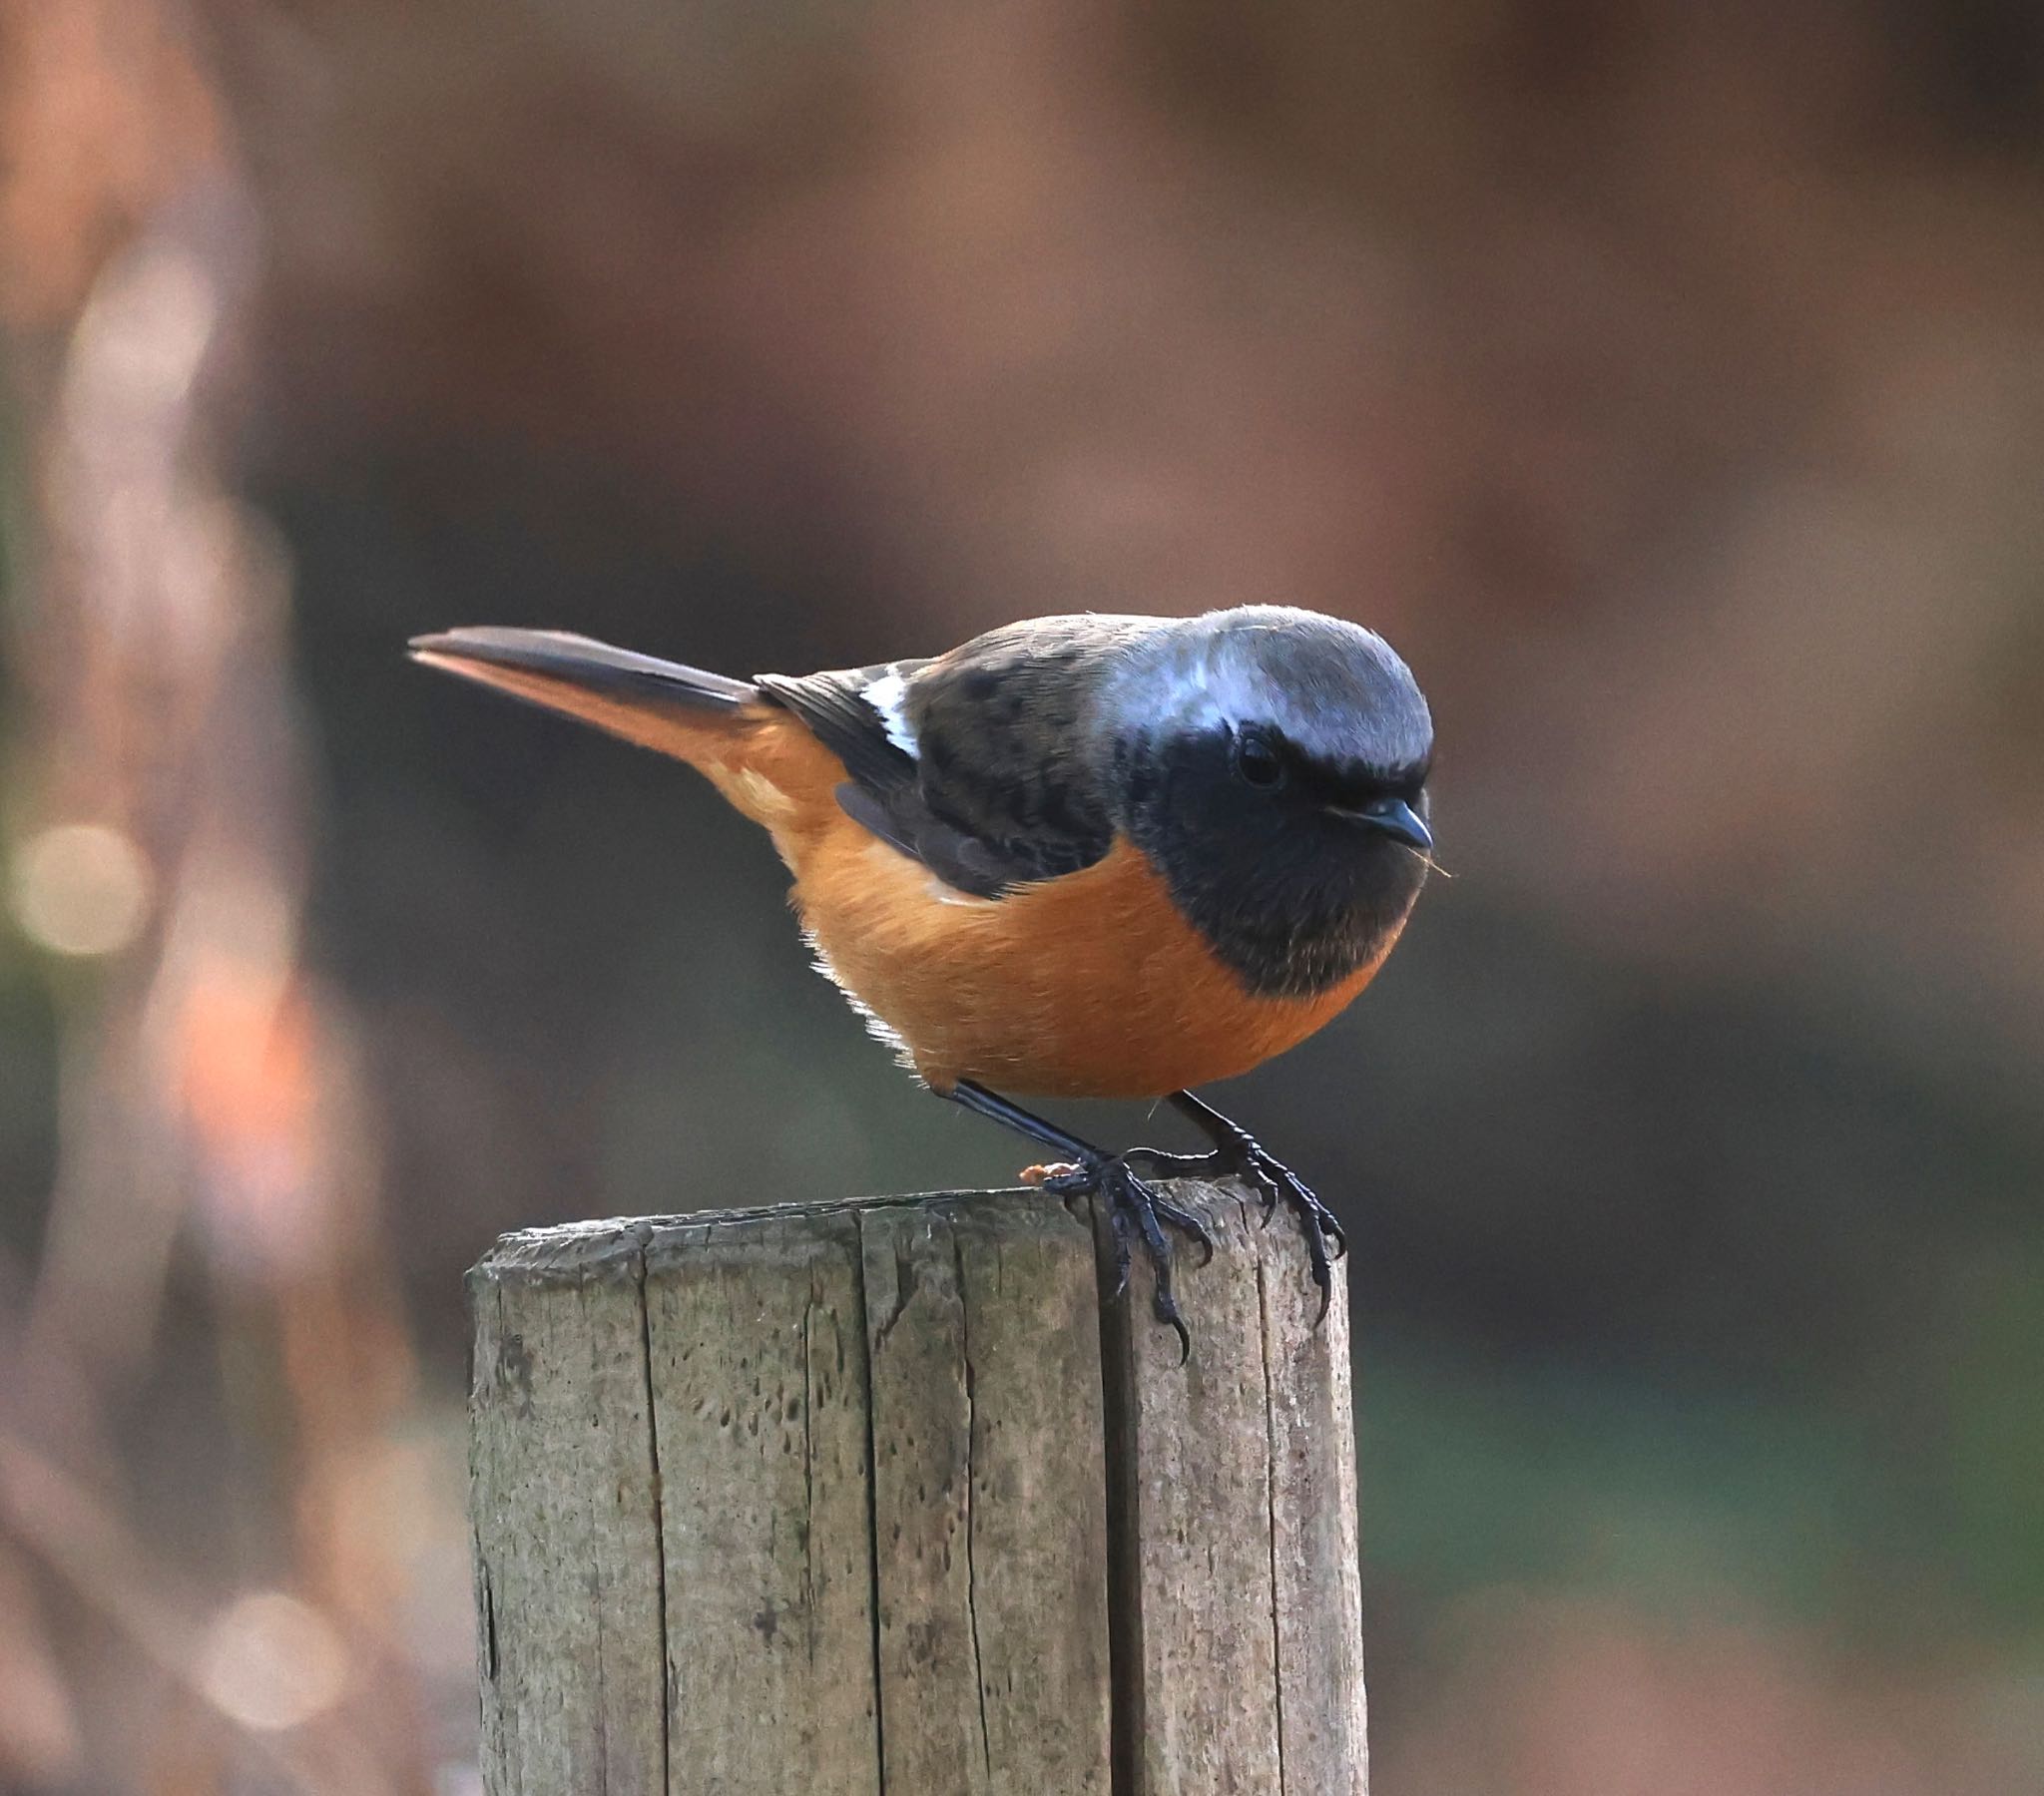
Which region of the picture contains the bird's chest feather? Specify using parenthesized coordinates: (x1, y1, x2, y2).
(788, 826, 1391, 1099)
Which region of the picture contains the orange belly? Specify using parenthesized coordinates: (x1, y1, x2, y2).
(687, 710, 1395, 1099)
(793, 830, 1392, 1099)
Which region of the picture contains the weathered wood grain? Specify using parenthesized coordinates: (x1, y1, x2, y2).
(640, 1207, 880, 1796)
(469, 1221, 669, 1796)
(860, 1195, 1113, 1795)
(1099, 1180, 1369, 1796)
(468, 1182, 1365, 1796)
(1261, 1207, 1370, 1791)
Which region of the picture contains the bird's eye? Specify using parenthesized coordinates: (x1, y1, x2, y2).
(1231, 726, 1287, 790)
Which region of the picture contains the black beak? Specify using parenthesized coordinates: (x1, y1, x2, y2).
(1330, 795, 1432, 851)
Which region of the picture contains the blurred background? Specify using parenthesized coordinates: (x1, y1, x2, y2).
(2, 0, 2042, 1790)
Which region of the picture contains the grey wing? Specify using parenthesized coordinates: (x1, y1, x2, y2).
(757, 614, 1158, 897)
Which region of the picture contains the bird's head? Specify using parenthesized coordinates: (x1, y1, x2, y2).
(1095, 605, 1435, 997)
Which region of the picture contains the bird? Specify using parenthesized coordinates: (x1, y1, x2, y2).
(410, 606, 1434, 1357)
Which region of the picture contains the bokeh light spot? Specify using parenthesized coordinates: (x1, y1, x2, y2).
(198, 1591, 349, 1732)
(10, 822, 153, 957)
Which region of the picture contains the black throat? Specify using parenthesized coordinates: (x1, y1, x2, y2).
(1115, 725, 1430, 999)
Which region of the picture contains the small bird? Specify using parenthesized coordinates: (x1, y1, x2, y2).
(411, 607, 1434, 1355)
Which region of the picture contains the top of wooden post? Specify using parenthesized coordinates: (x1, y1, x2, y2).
(468, 1180, 1367, 1795)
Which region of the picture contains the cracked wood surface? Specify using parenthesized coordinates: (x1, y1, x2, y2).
(1104, 1183, 1370, 1796)
(468, 1182, 1366, 1795)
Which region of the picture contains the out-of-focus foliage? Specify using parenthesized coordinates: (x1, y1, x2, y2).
(1, 0, 2041, 1790)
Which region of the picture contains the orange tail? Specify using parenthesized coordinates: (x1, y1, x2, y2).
(408, 627, 844, 838)
(408, 627, 765, 757)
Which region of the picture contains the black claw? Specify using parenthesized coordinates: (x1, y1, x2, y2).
(1047, 1152, 1207, 1354)
(1107, 1220, 1133, 1299)
(1302, 1229, 1333, 1324)
(1131, 1205, 1193, 1363)
(1277, 1181, 1344, 1324)
(1150, 1191, 1217, 1266)
(940, 1081, 1348, 1355)
(1160, 1096, 1348, 1329)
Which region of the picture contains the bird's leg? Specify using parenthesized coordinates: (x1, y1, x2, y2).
(1126, 1091, 1346, 1324)
(939, 1081, 1215, 1363)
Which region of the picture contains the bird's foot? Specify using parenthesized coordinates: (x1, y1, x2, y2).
(1127, 1127, 1344, 1324)
(1040, 1152, 1216, 1364)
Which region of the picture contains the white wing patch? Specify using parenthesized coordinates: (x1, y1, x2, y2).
(861, 668, 918, 757)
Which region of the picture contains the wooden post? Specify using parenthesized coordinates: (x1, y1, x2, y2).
(467, 1181, 1368, 1795)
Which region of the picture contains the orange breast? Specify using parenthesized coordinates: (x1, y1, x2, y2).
(692, 710, 1395, 1100)
(798, 833, 1390, 1098)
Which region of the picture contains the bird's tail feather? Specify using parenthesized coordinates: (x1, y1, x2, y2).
(408, 627, 764, 764)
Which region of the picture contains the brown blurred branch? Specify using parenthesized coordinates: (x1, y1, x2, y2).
(1, 6, 439, 1791)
